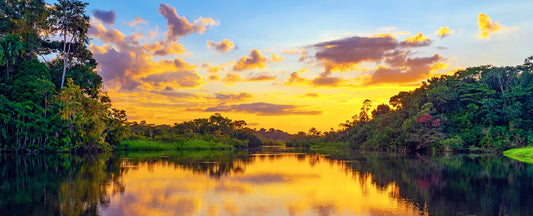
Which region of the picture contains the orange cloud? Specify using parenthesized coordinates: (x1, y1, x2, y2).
(91, 46, 143, 90)
(311, 72, 343, 87)
(313, 35, 397, 69)
(150, 88, 202, 99)
(128, 17, 147, 27)
(271, 54, 284, 62)
(373, 33, 396, 39)
(222, 73, 242, 83)
(435, 27, 453, 38)
(158, 3, 218, 40)
(304, 93, 319, 97)
(478, 13, 502, 38)
(89, 20, 204, 91)
(202, 61, 234, 74)
(309, 34, 440, 87)
(220, 72, 276, 83)
(146, 58, 196, 76)
(89, 20, 126, 44)
(245, 72, 276, 81)
(402, 32, 431, 46)
(143, 41, 187, 55)
(141, 70, 203, 88)
(285, 69, 309, 86)
(195, 17, 219, 27)
(430, 62, 448, 71)
(208, 74, 220, 81)
(202, 102, 321, 116)
(215, 92, 253, 101)
(365, 54, 444, 85)
(233, 49, 267, 71)
(207, 39, 235, 52)
(208, 66, 222, 73)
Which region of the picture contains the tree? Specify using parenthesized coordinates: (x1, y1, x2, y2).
(233, 120, 247, 129)
(358, 99, 372, 123)
(308, 127, 321, 137)
(372, 104, 391, 118)
(50, 0, 90, 88)
(0, 0, 126, 152)
(0, 34, 23, 78)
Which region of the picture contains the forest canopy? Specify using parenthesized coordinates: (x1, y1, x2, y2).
(337, 58, 533, 152)
(0, 0, 127, 152)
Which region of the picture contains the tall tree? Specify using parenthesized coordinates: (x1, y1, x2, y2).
(50, 0, 90, 88)
(0, 34, 23, 78)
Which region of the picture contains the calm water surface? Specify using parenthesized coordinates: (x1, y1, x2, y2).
(1, 148, 532, 215)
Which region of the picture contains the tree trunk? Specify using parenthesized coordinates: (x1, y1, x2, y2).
(60, 15, 72, 89)
(60, 33, 68, 88)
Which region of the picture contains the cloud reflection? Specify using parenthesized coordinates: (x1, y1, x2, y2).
(100, 154, 425, 216)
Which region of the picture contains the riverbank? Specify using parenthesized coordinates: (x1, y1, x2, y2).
(118, 139, 234, 151)
(503, 147, 533, 163)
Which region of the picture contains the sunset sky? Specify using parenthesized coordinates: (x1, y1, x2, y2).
(52, 0, 533, 133)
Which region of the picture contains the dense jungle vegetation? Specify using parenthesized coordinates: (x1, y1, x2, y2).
(289, 58, 533, 152)
(0, 0, 127, 152)
(123, 113, 263, 150)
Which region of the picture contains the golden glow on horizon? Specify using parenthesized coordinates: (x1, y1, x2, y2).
(108, 83, 418, 133)
(101, 155, 426, 215)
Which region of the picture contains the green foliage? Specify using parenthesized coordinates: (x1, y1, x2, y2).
(119, 138, 234, 151)
(127, 113, 263, 149)
(286, 128, 346, 150)
(503, 146, 533, 163)
(0, 34, 24, 78)
(339, 59, 533, 152)
(0, 1, 127, 152)
(119, 139, 179, 151)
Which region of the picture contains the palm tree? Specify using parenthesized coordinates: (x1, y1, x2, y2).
(0, 34, 23, 78)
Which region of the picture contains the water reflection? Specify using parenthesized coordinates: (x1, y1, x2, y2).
(1, 150, 533, 215)
(103, 152, 422, 216)
(0, 153, 125, 215)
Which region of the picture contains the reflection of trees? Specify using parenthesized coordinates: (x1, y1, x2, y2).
(0, 153, 124, 215)
(4, 150, 531, 216)
(120, 151, 254, 178)
(0, 151, 252, 215)
(328, 151, 533, 216)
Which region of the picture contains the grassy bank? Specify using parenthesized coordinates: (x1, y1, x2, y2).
(503, 147, 533, 163)
(119, 150, 239, 160)
(118, 139, 234, 151)
(310, 142, 349, 150)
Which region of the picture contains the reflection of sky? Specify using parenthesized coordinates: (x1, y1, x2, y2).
(100, 154, 424, 215)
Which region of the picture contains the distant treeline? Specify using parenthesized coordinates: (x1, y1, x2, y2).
(289, 58, 533, 152)
(126, 113, 263, 149)
(0, 1, 127, 152)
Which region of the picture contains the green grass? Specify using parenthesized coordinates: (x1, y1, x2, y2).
(310, 142, 349, 150)
(178, 140, 233, 150)
(120, 150, 235, 160)
(503, 146, 533, 163)
(118, 139, 234, 151)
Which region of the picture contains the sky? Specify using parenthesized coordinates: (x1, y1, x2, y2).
(47, 0, 533, 133)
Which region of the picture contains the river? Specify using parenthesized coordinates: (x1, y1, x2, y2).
(1, 148, 532, 215)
